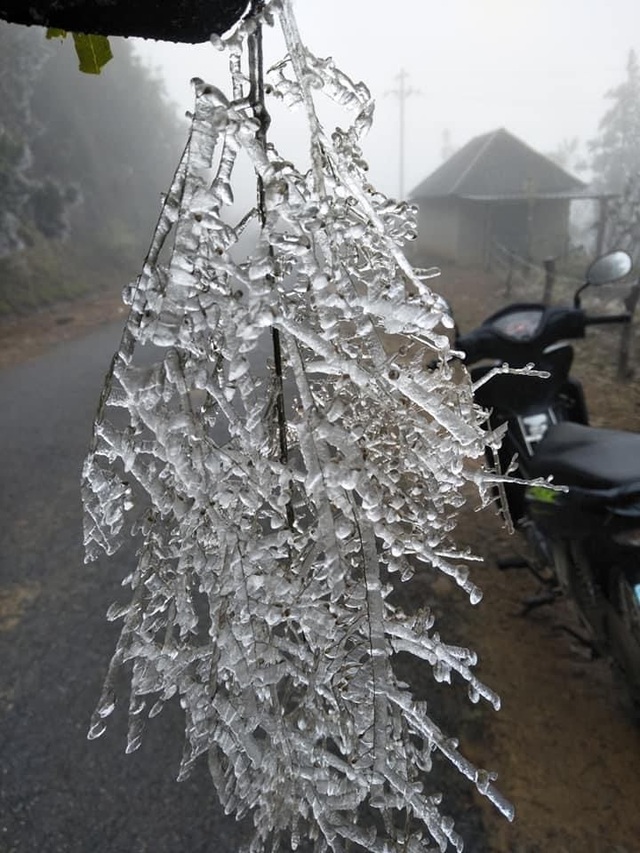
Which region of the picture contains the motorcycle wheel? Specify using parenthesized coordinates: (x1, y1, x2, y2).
(608, 567, 640, 711)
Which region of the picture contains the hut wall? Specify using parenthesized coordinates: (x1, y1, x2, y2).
(414, 198, 460, 262)
(457, 200, 491, 265)
(529, 199, 571, 260)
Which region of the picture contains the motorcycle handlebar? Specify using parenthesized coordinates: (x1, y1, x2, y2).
(584, 313, 632, 326)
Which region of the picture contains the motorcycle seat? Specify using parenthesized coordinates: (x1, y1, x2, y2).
(528, 421, 640, 490)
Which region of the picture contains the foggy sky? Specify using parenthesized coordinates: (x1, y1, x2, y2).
(132, 0, 640, 199)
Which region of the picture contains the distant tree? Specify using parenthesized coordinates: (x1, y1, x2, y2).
(29, 36, 186, 260)
(545, 137, 584, 176)
(0, 24, 73, 259)
(588, 49, 640, 193)
(0, 23, 186, 311)
(598, 174, 640, 378)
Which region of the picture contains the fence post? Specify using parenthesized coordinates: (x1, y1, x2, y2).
(595, 197, 609, 257)
(617, 279, 640, 379)
(542, 257, 556, 305)
(505, 252, 514, 297)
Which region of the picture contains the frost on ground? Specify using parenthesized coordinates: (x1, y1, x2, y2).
(81, 1, 512, 850)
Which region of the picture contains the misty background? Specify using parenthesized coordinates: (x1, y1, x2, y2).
(2, 0, 640, 315)
(132, 0, 640, 196)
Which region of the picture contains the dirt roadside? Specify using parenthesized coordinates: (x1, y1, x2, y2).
(2, 280, 640, 852)
(453, 500, 640, 853)
(0, 290, 127, 372)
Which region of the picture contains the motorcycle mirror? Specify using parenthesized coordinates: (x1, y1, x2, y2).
(585, 250, 633, 287)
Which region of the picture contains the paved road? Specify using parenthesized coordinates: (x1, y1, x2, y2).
(0, 323, 248, 853)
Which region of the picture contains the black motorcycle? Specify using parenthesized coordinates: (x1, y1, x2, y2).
(454, 250, 640, 708)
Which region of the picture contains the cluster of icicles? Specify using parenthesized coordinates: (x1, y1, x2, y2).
(82, 2, 513, 850)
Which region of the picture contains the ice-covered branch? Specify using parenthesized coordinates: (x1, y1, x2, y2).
(82, 2, 512, 850)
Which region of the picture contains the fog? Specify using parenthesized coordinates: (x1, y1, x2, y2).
(132, 0, 640, 199)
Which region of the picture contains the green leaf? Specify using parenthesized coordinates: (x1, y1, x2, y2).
(46, 28, 68, 40)
(71, 33, 113, 75)
(526, 484, 560, 504)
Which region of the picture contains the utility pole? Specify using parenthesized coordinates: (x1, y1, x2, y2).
(386, 69, 419, 199)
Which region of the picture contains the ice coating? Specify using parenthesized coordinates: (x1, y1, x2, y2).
(82, 1, 511, 849)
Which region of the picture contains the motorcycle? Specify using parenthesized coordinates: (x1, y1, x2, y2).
(453, 250, 640, 708)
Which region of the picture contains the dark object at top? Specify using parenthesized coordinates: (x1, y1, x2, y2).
(410, 127, 588, 201)
(0, 0, 249, 43)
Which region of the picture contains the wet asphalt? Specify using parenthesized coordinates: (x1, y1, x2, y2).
(0, 323, 247, 853)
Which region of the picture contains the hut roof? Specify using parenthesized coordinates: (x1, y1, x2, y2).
(410, 128, 589, 201)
